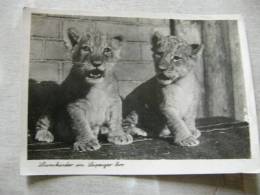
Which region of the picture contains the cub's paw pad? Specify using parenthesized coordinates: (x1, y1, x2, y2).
(35, 130, 54, 143)
(126, 127, 147, 137)
(73, 139, 101, 152)
(159, 127, 171, 138)
(191, 129, 201, 139)
(177, 136, 200, 147)
(108, 133, 133, 145)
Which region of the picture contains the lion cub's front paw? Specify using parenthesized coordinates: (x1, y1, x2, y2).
(73, 139, 101, 152)
(176, 136, 200, 147)
(108, 133, 133, 145)
(35, 130, 54, 143)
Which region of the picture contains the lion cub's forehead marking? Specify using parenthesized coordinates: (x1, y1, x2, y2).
(79, 32, 110, 49)
(160, 36, 190, 57)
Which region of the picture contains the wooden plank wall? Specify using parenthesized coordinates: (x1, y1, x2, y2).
(228, 21, 247, 120)
(172, 20, 245, 120)
(202, 20, 234, 118)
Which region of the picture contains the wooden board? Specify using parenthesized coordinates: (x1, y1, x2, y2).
(28, 117, 250, 160)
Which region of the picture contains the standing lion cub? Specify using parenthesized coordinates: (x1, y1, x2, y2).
(124, 32, 203, 147)
(35, 28, 133, 151)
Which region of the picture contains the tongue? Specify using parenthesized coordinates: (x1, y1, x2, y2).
(158, 74, 170, 80)
(90, 73, 101, 78)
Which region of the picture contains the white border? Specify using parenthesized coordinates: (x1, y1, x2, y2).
(20, 7, 260, 175)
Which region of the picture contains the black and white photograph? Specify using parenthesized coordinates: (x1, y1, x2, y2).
(20, 8, 260, 175)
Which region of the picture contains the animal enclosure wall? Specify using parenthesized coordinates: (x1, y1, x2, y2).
(29, 14, 246, 120)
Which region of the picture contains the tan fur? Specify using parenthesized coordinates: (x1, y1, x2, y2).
(124, 32, 203, 146)
(35, 28, 133, 151)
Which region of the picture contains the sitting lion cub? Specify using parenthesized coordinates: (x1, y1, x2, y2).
(35, 28, 133, 151)
(124, 32, 203, 147)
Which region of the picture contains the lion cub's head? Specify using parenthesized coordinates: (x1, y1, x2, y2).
(151, 32, 203, 85)
(66, 27, 123, 85)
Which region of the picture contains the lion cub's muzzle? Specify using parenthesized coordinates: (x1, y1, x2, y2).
(91, 59, 103, 68)
(156, 67, 177, 85)
(84, 55, 107, 80)
(85, 69, 105, 79)
(157, 72, 171, 81)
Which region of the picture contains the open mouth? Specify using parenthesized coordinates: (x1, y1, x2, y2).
(86, 69, 105, 79)
(157, 73, 171, 81)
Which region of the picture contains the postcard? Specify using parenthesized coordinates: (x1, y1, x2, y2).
(20, 8, 260, 175)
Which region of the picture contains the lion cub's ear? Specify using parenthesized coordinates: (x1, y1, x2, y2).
(65, 27, 80, 50)
(111, 35, 124, 50)
(111, 35, 124, 58)
(151, 31, 163, 51)
(190, 44, 204, 58)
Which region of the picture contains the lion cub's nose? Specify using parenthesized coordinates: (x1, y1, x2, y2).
(91, 56, 103, 67)
(92, 60, 102, 67)
(158, 64, 168, 71)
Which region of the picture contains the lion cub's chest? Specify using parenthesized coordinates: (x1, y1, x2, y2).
(85, 87, 112, 126)
(159, 73, 198, 116)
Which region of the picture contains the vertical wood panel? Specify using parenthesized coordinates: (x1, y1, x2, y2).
(173, 20, 206, 118)
(202, 21, 234, 117)
(228, 21, 247, 120)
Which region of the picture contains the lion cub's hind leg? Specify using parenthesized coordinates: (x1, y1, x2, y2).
(122, 111, 147, 137)
(107, 133, 133, 145)
(126, 126, 148, 137)
(159, 125, 171, 138)
(34, 115, 54, 143)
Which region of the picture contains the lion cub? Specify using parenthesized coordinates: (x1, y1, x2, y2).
(124, 32, 203, 147)
(35, 28, 133, 151)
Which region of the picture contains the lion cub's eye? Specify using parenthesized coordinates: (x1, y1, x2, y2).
(103, 47, 112, 57)
(81, 45, 91, 52)
(172, 56, 183, 62)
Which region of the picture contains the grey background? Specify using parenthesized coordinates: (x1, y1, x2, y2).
(1, 0, 260, 194)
